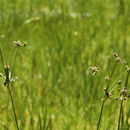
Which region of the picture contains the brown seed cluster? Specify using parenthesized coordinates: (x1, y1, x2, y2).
(115, 97, 126, 101)
(89, 53, 130, 102)
(0, 65, 19, 87)
(116, 88, 130, 101)
(13, 41, 27, 47)
(113, 53, 118, 57)
(89, 66, 100, 75)
(113, 52, 130, 72)
(95, 52, 130, 130)
(126, 65, 130, 72)
(113, 53, 121, 63)
(117, 80, 122, 85)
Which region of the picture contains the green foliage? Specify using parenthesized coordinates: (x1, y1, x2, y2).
(0, 0, 130, 129)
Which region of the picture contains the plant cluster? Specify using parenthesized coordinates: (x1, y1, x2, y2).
(90, 53, 130, 130)
(0, 35, 27, 130)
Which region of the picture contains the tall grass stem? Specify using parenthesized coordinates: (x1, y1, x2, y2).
(97, 62, 117, 130)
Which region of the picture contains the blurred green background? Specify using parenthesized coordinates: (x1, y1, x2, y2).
(0, 0, 130, 129)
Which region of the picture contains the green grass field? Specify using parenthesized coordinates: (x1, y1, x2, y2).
(0, 0, 130, 129)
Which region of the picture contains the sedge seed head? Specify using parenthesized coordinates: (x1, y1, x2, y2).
(120, 88, 128, 96)
(113, 52, 118, 57)
(115, 57, 121, 62)
(13, 41, 23, 47)
(13, 40, 27, 47)
(118, 97, 124, 101)
(126, 65, 130, 72)
(117, 80, 122, 85)
(4, 65, 10, 70)
(23, 41, 27, 46)
(89, 66, 100, 75)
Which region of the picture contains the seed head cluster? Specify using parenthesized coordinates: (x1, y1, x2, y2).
(0, 39, 27, 86)
(117, 80, 122, 85)
(115, 88, 130, 101)
(91, 53, 130, 102)
(0, 66, 18, 87)
(13, 41, 27, 47)
(94, 52, 130, 130)
(89, 66, 100, 75)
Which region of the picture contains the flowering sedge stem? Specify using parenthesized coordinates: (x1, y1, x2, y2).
(4, 66, 19, 130)
(97, 62, 117, 130)
(119, 70, 130, 129)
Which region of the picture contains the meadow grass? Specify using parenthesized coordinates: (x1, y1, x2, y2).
(0, 0, 130, 129)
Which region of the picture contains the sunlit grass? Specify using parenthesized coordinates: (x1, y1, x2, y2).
(0, 0, 130, 129)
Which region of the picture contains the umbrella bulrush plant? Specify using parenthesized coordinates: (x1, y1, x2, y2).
(90, 53, 130, 130)
(0, 35, 27, 130)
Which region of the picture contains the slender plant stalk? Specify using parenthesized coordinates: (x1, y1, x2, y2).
(106, 62, 117, 90)
(0, 0, 3, 28)
(124, 70, 130, 89)
(4, 66, 19, 130)
(7, 83, 19, 130)
(10, 47, 17, 77)
(0, 39, 26, 130)
(121, 106, 124, 126)
(0, 47, 19, 130)
(118, 101, 123, 130)
(118, 70, 130, 129)
(38, 113, 42, 130)
(97, 62, 117, 130)
(0, 48, 5, 69)
(96, 99, 106, 130)
(43, 106, 47, 130)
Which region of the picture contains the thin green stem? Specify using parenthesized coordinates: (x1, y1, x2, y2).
(106, 62, 117, 90)
(7, 84, 19, 130)
(10, 47, 17, 77)
(96, 99, 106, 130)
(43, 106, 47, 130)
(120, 70, 130, 127)
(97, 61, 117, 130)
(4, 66, 19, 130)
(118, 101, 123, 130)
(38, 113, 42, 130)
(0, 41, 19, 130)
(0, 48, 5, 69)
(108, 71, 126, 93)
(124, 70, 130, 88)
(109, 85, 118, 93)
